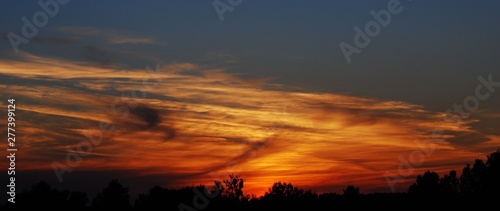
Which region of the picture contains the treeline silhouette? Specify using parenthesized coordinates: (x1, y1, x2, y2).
(3, 149, 499, 209)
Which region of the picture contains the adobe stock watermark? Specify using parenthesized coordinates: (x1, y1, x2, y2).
(7, 0, 70, 54)
(213, 0, 243, 22)
(339, 0, 403, 64)
(384, 74, 500, 192)
(52, 64, 164, 182)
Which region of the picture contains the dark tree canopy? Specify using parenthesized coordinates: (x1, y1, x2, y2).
(214, 174, 245, 200)
(408, 171, 440, 195)
(91, 179, 131, 209)
(13, 181, 88, 209)
(440, 170, 459, 194)
(343, 185, 360, 197)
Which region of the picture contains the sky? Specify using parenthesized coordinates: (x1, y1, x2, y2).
(1, 0, 500, 199)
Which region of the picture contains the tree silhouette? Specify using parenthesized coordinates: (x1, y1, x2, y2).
(214, 174, 245, 200)
(439, 170, 459, 194)
(14, 181, 88, 208)
(460, 164, 474, 195)
(408, 171, 440, 195)
(91, 179, 131, 209)
(264, 181, 305, 199)
(460, 159, 487, 195)
(259, 181, 317, 210)
(485, 149, 500, 194)
(66, 190, 89, 208)
(134, 186, 171, 209)
(135, 185, 202, 210)
(342, 185, 360, 197)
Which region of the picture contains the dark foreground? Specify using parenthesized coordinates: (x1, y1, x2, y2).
(3, 149, 499, 210)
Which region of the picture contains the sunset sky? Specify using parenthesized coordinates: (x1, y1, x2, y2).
(1, 0, 500, 199)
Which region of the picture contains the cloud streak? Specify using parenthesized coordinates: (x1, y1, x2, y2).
(0, 53, 498, 195)
(59, 26, 161, 45)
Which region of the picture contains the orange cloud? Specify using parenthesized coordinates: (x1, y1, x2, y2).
(0, 53, 497, 196)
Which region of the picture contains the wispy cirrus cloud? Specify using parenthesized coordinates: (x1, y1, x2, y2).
(0, 53, 498, 196)
(59, 26, 162, 45)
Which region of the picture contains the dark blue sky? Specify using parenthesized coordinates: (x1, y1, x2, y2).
(2, 0, 499, 113)
(1, 0, 499, 125)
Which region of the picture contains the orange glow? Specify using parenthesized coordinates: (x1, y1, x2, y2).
(0, 53, 497, 195)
